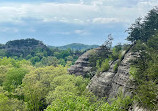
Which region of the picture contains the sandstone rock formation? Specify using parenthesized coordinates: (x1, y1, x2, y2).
(87, 60, 118, 98)
(68, 46, 108, 77)
(69, 45, 149, 111)
(68, 50, 92, 77)
(87, 47, 136, 100)
(86, 47, 149, 111)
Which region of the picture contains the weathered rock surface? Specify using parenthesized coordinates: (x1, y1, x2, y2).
(87, 60, 118, 98)
(87, 47, 136, 100)
(129, 103, 148, 111)
(68, 50, 92, 77)
(108, 51, 136, 99)
(69, 45, 150, 111)
(68, 46, 108, 77)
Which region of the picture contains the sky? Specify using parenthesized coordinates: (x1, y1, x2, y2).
(0, 0, 157, 46)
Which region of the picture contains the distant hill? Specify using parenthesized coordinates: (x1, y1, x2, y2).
(49, 43, 99, 50)
(0, 39, 99, 58)
(3, 38, 52, 57)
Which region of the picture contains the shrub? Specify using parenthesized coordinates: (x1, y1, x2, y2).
(97, 59, 110, 75)
(113, 63, 118, 73)
(101, 59, 110, 72)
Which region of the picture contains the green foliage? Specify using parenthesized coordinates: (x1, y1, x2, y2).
(88, 49, 98, 69)
(0, 57, 30, 67)
(89, 43, 124, 75)
(22, 66, 68, 111)
(21, 65, 89, 111)
(36, 56, 59, 67)
(135, 81, 158, 110)
(0, 50, 136, 111)
(110, 92, 133, 111)
(58, 58, 66, 66)
(0, 90, 11, 111)
(30, 56, 40, 65)
(127, 9, 158, 109)
(111, 44, 122, 61)
(112, 47, 119, 60)
(0, 87, 27, 111)
(147, 33, 158, 51)
(127, 8, 158, 42)
(46, 90, 133, 111)
(97, 59, 110, 74)
(113, 62, 118, 73)
(0, 57, 31, 88)
(3, 68, 28, 92)
(129, 66, 137, 79)
(88, 46, 111, 71)
(0, 38, 83, 67)
(56, 43, 99, 51)
(130, 34, 158, 110)
(0, 66, 9, 86)
(0, 49, 6, 57)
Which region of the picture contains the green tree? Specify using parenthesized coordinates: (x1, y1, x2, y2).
(3, 68, 28, 92)
(130, 34, 158, 110)
(22, 66, 68, 111)
(127, 8, 158, 43)
(30, 56, 40, 65)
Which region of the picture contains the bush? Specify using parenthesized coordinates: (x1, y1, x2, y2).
(97, 59, 110, 75)
(113, 63, 118, 73)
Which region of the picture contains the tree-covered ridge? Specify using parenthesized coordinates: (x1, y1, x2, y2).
(5, 38, 43, 47)
(0, 38, 84, 67)
(55, 43, 99, 50)
(4, 38, 52, 58)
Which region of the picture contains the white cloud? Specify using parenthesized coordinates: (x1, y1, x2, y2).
(92, 18, 121, 24)
(0, 0, 157, 25)
(74, 29, 90, 35)
(74, 30, 84, 34)
(0, 27, 19, 33)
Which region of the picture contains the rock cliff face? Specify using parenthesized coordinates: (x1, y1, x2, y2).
(68, 46, 149, 111)
(87, 60, 118, 98)
(68, 47, 108, 77)
(68, 50, 92, 77)
(69, 45, 136, 99)
(108, 50, 136, 99)
(87, 48, 136, 100)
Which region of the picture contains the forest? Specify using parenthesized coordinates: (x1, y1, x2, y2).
(0, 8, 158, 111)
(0, 38, 86, 67)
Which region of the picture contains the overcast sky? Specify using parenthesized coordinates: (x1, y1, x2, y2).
(0, 0, 157, 46)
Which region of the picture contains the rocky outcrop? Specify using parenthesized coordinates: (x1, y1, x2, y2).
(68, 50, 92, 77)
(68, 46, 109, 77)
(87, 46, 137, 100)
(108, 51, 136, 99)
(87, 60, 118, 98)
(69, 45, 149, 111)
(68, 45, 151, 111)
